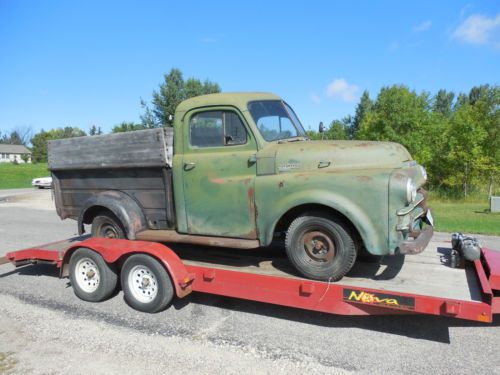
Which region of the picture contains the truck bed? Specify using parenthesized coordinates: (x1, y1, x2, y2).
(48, 128, 173, 170)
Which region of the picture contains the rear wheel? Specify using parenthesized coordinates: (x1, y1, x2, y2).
(69, 247, 118, 302)
(91, 213, 126, 239)
(285, 213, 357, 281)
(121, 254, 174, 313)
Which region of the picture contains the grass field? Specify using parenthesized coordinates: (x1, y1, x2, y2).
(0, 162, 498, 235)
(428, 197, 500, 236)
(0, 163, 49, 189)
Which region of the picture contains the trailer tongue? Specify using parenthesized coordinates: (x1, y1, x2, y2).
(1, 236, 499, 322)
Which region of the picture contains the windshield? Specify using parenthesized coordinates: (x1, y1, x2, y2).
(248, 100, 307, 142)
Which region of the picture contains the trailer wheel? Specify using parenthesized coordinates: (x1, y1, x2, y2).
(91, 213, 126, 239)
(69, 248, 118, 302)
(285, 213, 357, 281)
(121, 254, 174, 313)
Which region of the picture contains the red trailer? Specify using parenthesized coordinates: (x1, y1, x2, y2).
(1, 236, 499, 323)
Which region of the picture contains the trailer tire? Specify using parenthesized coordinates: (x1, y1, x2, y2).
(285, 213, 357, 281)
(91, 213, 126, 239)
(69, 248, 118, 302)
(121, 254, 174, 313)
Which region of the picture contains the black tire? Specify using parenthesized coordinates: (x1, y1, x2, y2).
(91, 212, 126, 239)
(121, 254, 174, 313)
(285, 213, 357, 281)
(69, 247, 118, 302)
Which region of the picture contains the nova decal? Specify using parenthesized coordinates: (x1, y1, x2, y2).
(343, 288, 415, 310)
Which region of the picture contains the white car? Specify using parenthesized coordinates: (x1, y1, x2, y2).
(32, 176, 53, 189)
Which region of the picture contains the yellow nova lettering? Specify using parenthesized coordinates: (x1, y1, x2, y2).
(348, 290, 400, 306)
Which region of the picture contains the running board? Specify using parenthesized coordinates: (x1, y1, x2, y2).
(135, 230, 260, 249)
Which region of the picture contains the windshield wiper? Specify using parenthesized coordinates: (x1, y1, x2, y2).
(277, 137, 308, 144)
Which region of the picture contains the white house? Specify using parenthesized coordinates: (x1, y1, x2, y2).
(0, 144, 32, 163)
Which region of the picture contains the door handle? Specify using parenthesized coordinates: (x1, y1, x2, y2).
(184, 162, 196, 171)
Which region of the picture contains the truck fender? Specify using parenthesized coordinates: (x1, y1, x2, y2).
(78, 190, 148, 240)
(262, 189, 386, 255)
(62, 238, 193, 298)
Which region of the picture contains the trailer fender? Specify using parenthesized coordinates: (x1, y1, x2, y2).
(62, 238, 193, 298)
(78, 190, 148, 240)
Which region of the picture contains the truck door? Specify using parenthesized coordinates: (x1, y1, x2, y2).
(182, 108, 258, 239)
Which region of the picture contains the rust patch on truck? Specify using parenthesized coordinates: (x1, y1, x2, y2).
(210, 178, 226, 185)
(246, 187, 258, 238)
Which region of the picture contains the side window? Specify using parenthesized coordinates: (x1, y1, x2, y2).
(190, 111, 224, 147)
(190, 111, 247, 148)
(224, 112, 247, 145)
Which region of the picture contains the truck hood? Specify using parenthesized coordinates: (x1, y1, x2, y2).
(257, 140, 413, 174)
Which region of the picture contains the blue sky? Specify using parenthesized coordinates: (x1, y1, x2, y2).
(0, 1, 499, 135)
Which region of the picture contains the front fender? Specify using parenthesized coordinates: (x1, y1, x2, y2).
(78, 190, 148, 240)
(259, 189, 387, 255)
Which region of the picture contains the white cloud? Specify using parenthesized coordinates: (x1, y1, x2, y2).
(413, 20, 432, 32)
(452, 14, 500, 45)
(310, 92, 321, 104)
(326, 79, 358, 102)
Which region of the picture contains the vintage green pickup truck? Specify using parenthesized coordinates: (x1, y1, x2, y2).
(48, 92, 433, 281)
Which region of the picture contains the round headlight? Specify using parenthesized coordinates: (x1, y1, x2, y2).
(406, 178, 417, 203)
(420, 165, 427, 181)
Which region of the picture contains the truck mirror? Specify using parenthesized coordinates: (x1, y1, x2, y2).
(319, 122, 325, 133)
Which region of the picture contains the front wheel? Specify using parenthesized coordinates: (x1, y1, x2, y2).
(285, 213, 357, 281)
(121, 254, 174, 313)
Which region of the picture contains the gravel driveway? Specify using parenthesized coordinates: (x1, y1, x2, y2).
(0, 189, 499, 374)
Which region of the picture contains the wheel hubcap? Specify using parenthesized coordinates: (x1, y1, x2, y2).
(100, 223, 118, 238)
(128, 265, 158, 303)
(303, 231, 335, 262)
(75, 257, 100, 293)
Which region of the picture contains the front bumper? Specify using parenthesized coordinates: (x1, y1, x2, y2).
(398, 225, 434, 255)
(395, 189, 433, 255)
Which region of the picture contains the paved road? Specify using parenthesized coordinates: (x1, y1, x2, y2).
(0, 189, 499, 374)
(0, 187, 37, 199)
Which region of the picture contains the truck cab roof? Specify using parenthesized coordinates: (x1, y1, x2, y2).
(175, 92, 282, 115)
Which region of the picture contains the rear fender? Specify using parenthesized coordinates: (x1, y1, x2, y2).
(62, 238, 193, 298)
(78, 191, 147, 240)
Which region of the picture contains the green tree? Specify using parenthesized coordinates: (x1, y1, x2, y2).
(327, 120, 348, 140)
(141, 68, 221, 127)
(467, 85, 500, 195)
(31, 127, 86, 163)
(324, 116, 351, 140)
(442, 102, 489, 196)
(432, 89, 455, 117)
(454, 92, 468, 110)
(352, 90, 372, 139)
(357, 85, 431, 154)
(89, 125, 103, 136)
(111, 122, 147, 133)
(0, 127, 32, 145)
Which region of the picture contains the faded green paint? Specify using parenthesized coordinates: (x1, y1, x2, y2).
(172, 92, 429, 255)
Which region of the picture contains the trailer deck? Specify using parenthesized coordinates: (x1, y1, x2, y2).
(2, 236, 499, 322)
